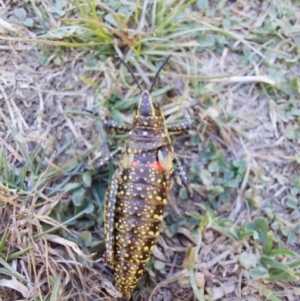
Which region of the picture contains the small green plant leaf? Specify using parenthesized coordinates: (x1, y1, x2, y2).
(14, 8, 27, 21)
(81, 76, 99, 89)
(82, 173, 92, 188)
(287, 231, 297, 245)
(104, 13, 119, 27)
(268, 268, 299, 282)
(286, 197, 298, 209)
(284, 125, 300, 140)
(245, 218, 268, 245)
(72, 188, 86, 206)
(239, 252, 258, 270)
(249, 266, 269, 280)
(288, 260, 300, 269)
(0, 227, 9, 253)
(49, 0, 67, 17)
(196, 0, 208, 10)
(153, 260, 165, 271)
(199, 169, 213, 186)
(23, 18, 34, 27)
(179, 187, 189, 200)
(265, 249, 296, 257)
(78, 231, 92, 247)
(84, 202, 94, 215)
(53, 56, 62, 66)
(50, 276, 61, 301)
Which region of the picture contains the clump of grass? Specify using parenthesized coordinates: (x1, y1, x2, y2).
(0, 117, 119, 300)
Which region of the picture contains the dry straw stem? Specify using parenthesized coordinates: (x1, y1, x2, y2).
(209, 75, 276, 86)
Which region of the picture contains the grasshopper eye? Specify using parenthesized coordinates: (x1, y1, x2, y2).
(152, 100, 161, 116)
(153, 101, 159, 108)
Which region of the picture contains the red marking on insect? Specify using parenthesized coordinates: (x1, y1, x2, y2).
(130, 161, 139, 168)
(149, 161, 164, 172)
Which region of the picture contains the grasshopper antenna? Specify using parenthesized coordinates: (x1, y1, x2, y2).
(119, 57, 143, 93)
(149, 55, 171, 93)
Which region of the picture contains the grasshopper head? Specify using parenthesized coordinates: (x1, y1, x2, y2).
(137, 91, 161, 117)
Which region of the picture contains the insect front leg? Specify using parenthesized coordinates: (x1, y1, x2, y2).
(94, 147, 124, 170)
(82, 109, 129, 131)
(104, 167, 123, 265)
(167, 108, 192, 132)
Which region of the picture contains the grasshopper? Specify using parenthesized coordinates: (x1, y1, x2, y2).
(80, 56, 191, 299)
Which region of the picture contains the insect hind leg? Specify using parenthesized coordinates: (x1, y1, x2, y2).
(94, 147, 124, 170)
(104, 168, 123, 265)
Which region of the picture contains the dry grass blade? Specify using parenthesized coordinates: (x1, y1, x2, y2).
(0, 279, 29, 297)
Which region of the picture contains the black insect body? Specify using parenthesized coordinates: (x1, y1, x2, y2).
(83, 56, 192, 299)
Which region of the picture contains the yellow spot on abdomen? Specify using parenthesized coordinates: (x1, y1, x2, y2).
(154, 214, 163, 221)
